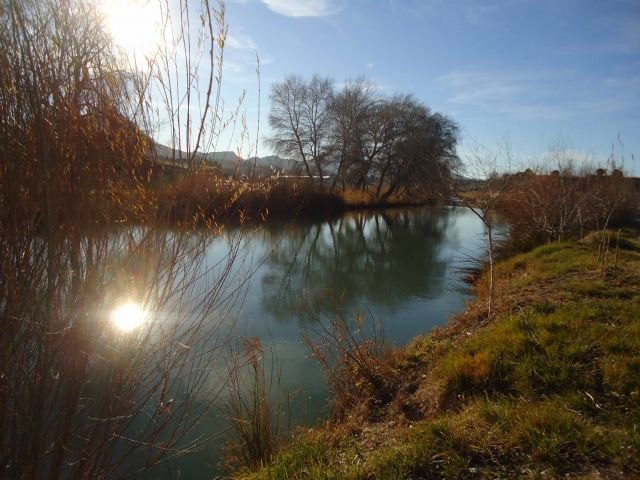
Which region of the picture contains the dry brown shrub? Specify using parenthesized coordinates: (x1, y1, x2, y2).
(303, 314, 399, 422)
(502, 169, 637, 251)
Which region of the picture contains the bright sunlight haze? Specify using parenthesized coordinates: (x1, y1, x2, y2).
(110, 302, 147, 332)
(100, 0, 165, 61)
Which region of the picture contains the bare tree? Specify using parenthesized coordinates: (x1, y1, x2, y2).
(443, 142, 511, 318)
(267, 77, 459, 199)
(327, 76, 375, 190)
(375, 95, 459, 201)
(267, 74, 334, 190)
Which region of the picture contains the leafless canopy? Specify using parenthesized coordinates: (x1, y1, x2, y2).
(267, 75, 459, 197)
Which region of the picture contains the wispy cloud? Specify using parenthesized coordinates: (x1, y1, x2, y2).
(262, 0, 342, 17)
(387, 0, 442, 17)
(223, 60, 248, 75)
(442, 71, 526, 103)
(222, 29, 273, 84)
(439, 68, 639, 120)
(439, 70, 553, 117)
(222, 47, 271, 85)
(227, 31, 257, 50)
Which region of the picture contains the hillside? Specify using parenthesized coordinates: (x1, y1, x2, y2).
(235, 230, 640, 479)
(150, 142, 295, 175)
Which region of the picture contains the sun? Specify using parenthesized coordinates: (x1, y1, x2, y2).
(111, 302, 147, 332)
(100, 0, 165, 62)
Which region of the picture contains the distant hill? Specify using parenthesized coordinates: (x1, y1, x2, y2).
(150, 142, 296, 176)
(246, 155, 299, 174)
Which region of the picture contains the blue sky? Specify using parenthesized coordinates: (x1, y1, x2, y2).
(219, 0, 640, 173)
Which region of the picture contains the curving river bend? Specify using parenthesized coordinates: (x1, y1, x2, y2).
(161, 205, 494, 477)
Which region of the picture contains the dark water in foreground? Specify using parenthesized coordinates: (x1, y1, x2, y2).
(164, 206, 492, 477)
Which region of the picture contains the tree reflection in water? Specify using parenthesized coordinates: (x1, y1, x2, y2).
(259, 208, 452, 329)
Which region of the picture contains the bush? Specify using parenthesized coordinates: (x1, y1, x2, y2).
(502, 169, 638, 251)
(303, 314, 398, 421)
(153, 173, 346, 224)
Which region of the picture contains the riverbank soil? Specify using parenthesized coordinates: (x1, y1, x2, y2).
(236, 229, 640, 479)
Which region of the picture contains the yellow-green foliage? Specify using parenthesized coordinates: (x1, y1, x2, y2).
(236, 231, 640, 479)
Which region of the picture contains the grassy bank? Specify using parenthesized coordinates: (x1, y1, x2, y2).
(234, 230, 640, 479)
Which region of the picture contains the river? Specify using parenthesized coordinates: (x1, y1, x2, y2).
(157, 205, 492, 477)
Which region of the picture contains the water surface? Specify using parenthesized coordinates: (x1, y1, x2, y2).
(172, 206, 491, 477)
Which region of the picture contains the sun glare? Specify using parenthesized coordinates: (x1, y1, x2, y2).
(111, 302, 147, 332)
(100, 0, 165, 61)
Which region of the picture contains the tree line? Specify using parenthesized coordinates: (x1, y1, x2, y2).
(267, 75, 460, 199)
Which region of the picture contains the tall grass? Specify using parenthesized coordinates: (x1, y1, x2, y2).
(154, 173, 346, 224)
(303, 314, 397, 421)
(221, 338, 289, 470)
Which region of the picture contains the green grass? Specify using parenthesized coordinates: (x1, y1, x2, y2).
(232, 435, 344, 479)
(235, 231, 640, 479)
